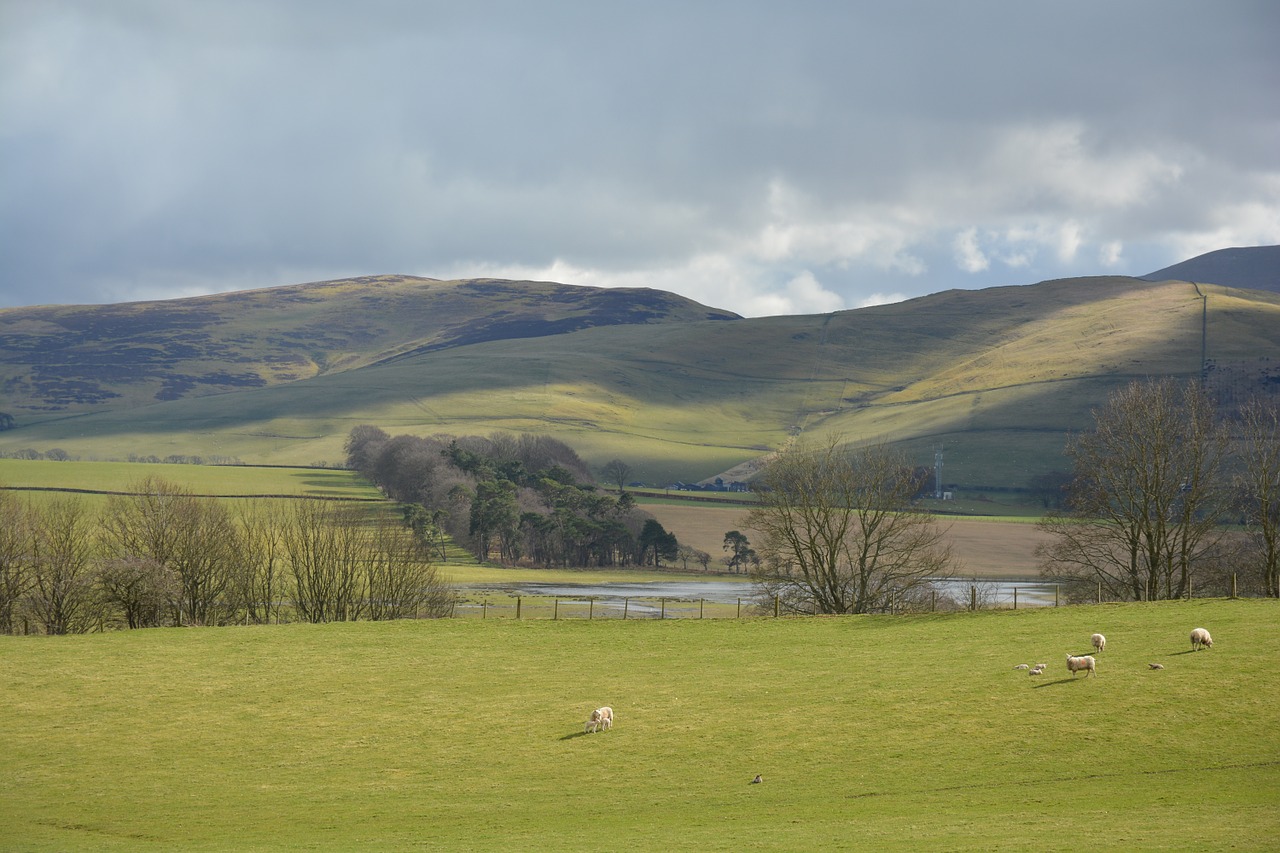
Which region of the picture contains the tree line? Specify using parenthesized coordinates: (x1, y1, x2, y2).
(0, 476, 452, 635)
(344, 427, 686, 568)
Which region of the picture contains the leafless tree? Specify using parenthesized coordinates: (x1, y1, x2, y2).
(26, 497, 100, 634)
(1038, 378, 1231, 600)
(99, 477, 241, 626)
(96, 557, 177, 629)
(1234, 397, 1280, 597)
(747, 437, 956, 614)
(0, 489, 33, 634)
(231, 500, 288, 624)
(600, 458, 633, 491)
(282, 500, 370, 623)
(365, 516, 454, 619)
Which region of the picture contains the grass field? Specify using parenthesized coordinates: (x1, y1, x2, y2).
(2, 599, 1276, 851)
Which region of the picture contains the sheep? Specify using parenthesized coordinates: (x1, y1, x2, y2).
(1148, 663, 1165, 670)
(1190, 627, 1213, 651)
(1029, 666, 1044, 676)
(1091, 633, 1107, 653)
(598, 706, 614, 731)
(1013, 664, 1030, 670)
(751, 774, 763, 784)
(585, 708, 604, 733)
(1066, 654, 1096, 677)
(1034, 663, 1048, 670)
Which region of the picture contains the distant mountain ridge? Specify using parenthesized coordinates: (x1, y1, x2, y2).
(1, 250, 1277, 488)
(0, 275, 738, 414)
(1142, 245, 1280, 293)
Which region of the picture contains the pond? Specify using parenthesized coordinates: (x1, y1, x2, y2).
(460, 577, 1063, 610)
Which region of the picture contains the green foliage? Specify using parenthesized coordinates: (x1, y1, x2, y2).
(0, 600, 1276, 850)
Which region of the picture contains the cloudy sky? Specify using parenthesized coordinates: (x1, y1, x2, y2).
(2, 1, 1277, 317)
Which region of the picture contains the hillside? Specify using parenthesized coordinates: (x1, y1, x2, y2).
(1143, 244, 1280, 294)
(2, 273, 1277, 488)
(0, 275, 739, 416)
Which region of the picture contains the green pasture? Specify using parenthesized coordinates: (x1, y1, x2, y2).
(0, 458, 381, 500)
(2, 599, 1276, 851)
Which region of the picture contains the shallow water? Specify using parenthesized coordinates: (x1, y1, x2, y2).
(461, 577, 1062, 609)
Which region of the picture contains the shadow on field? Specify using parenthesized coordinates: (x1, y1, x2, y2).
(560, 730, 592, 741)
(1034, 678, 1090, 688)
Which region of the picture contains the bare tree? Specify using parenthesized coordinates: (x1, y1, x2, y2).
(0, 489, 33, 634)
(600, 458, 633, 491)
(96, 557, 177, 629)
(231, 500, 288, 624)
(747, 438, 956, 614)
(99, 477, 241, 626)
(26, 497, 100, 635)
(1235, 397, 1280, 597)
(283, 500, 369, 623)
(365, 516, 454, 619)
(1038, 378, 1231, 600)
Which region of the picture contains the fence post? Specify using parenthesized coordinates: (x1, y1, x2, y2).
(700, 598, 704, 619)
(624, 598, 629, 620)
(970, 585, 976, 611)
(1013, 587, 1018, 610)
(516, 597, 522, 620)
(931, 589, 937, 612)
(1055, 584, 1060, 607)
(589, 599, 594, 620)
(482, 599, 487, 619)
(554, 599, 559, 620)
(737, 597, 742, 619)
(1231, 572, 1238, 599)
(660, 598, 666, 620)
(774, 595, 780, 618)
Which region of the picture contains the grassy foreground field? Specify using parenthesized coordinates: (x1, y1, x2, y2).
(2, 599, 1277, 851)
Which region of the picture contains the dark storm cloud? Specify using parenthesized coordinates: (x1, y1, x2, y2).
(2, 0, 1277, 315)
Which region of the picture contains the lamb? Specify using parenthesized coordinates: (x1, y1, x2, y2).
(1148, 663, 1165, 670)
(1029, 665, 1044, 676)
(1014, 664, 1030, 670)
(1091, 633, 1107, 653)
(598, 706, 614, 731)
(1190, 627, 1213, 651)
(1066, 654, 1096, 677)
(585, 708, 603, 733)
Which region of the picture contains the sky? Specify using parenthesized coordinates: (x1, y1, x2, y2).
(2, 1, 1278, 317)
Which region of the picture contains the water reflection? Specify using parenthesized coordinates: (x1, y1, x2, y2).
(461, 578, 1060, 609)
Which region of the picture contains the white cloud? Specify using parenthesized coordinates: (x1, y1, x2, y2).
(953, 227, 989, 273)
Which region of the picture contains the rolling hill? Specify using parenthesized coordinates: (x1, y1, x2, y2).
(1, 254, 1278, 489)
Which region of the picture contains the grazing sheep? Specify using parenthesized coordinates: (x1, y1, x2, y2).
(751, 774, 763, 784)
(1066, 654, 1096, 677)
(1091, 633, 1107, 653)
(1190, 627, 1213, 651)
(1014, 664, 1030, 670)
(1148, 663, 1165, 670)
(1034, 663, 1048, 670)
(596, 706, 614, 731)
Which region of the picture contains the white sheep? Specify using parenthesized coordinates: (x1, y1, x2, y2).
(1148, 663, 1165, 670)
(1029, 666, 1044, 676)
(598, 706, 614, 731)
(1066, 654, 1096, 677)
(585, 709, 602, 733)
(1091, 633, 1106, 653)
(1190, 627, 1213, 651)
(1014, 664, 1030, 670)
